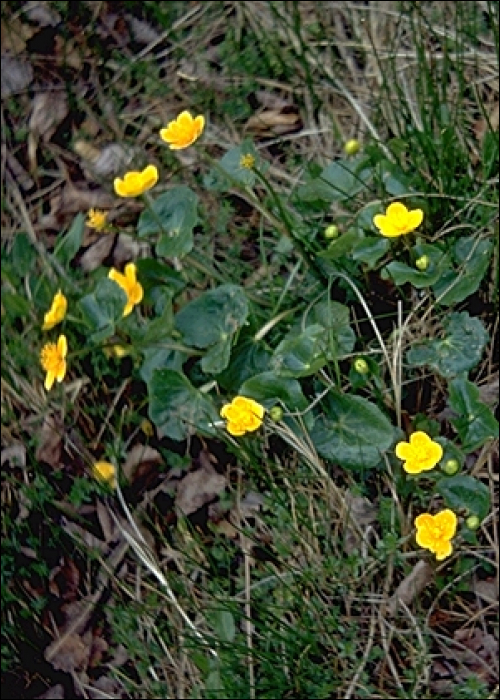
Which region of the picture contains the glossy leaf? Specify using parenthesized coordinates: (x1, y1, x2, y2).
(310, 392, 395, 469)
(407, 312, 489, 377)
(447, 376, 499, 452)
(437, 474, 490, 520)
(148, 369, 219, 441)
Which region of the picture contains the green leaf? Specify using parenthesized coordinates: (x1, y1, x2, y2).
(239, 372, 309, 412)
(11, 233, 36, 277)
(352, 236, 390, 268)
(296, 156, 372, 203)
(54, 213, 85, 266)
(216, 337, 272, 389)
(139, 346, 185, 384)
(271, 324, 327, 377)
(175, 284, 248, 349)
(432, 237, 493, 306)
(310, 392, 395, 470)
(137, 186, 198, 257)
(210, 609, 236, 644)
(2, 292, 31, 318)
(79, 278, 127, 343)
(308, 300, 356, 358)
(437, 474, 490, 520)
(148, 369, 219, 441)
(447, 376, 499, 452)
(406, 312, 489, 378)
(317, 229, 363, 260)
(204, 139, 259, 190)
(201, 335, 232, 374)
(135, 258, 186, 295)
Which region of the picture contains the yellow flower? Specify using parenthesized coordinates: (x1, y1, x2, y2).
(42, 290, 67, 331)
(373, 202, 423, 238)
(395, 431, 443, 475)
(40, 335, 67, 390)
(86, 208, 108, 231)
(92, 461, 117, 488)
(220, 396, 265, 436)
(159, 111, 205, 150)
(114, 165, 159, 197)
(415, 509, 457, 560)
(240, 153, 255, 169)
(108, 263, 143, 317)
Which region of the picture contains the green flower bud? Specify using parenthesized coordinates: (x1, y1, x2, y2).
(465, 515, 480, 530)
(442, 459, 460, 476)
(269, 406, 283, 422)
(353, 358, 370, 375)
(324, 224, 340, 239)
(344, 139, 361, 156)
(415, 255, 430, 271)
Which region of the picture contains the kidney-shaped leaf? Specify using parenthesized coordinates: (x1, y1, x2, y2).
(447, 376, 499, 452)
(175, 284, 248, 349)
(79, 278, 127, 342)
(310, 392, 395, 470)
(148, 369, 219, 441)
(437, 474, 490, 521)
(406, 312, 489, 378)
(138, 186, 198, 257)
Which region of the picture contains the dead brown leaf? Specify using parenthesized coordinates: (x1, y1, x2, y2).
(45, 631, 88, 673)
(79, 235, 116, 273)
(35, 413, 64, 468)
(35, 685, 65, 699)
(1, 52, 34, 98)
(122, 443, 162, 481)
(387, 560, 434, 616)
(343, 490, 378, 555)
(175, 460, 227, 516)
(28, 92, 69, 170)
(245, 107, 303, 137)
(37, 184, 116, 231)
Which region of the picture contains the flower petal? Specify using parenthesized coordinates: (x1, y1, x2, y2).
(395, 441, 412, 460)
(434, 540, 453, 560)
(407, 208, 424, 231)
(434, 509, 457, 539)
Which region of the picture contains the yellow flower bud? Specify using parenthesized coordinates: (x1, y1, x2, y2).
(415, 255, 430, 271)
(344, 139, 361, 156)
(324, 225, 340, 239)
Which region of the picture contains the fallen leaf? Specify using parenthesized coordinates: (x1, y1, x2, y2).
(175, 461, 227, 516)
(45, 631, 88, 672)
(79, 235, 116, 273)
(122, 443, 162, 481)
(343, 490, 378, 555)
(473, 577, 498, 604)
(74, 140, 137, 180)
(28, 91, 69, 170)
(387, 560, 434, 616)
(36, 413, 64, 468)
(1, 52, 34, 98)
(245, 107, 303, 137)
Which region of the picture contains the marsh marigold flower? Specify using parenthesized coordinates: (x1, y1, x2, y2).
(415, 509, 457, 560)
(395, 431, 443, 475)
(42, 290, 67, 331)
(220, 396, 265, 436)
(159, 111, 205, 150)
(86, 208, 108, 231)
(114, 165, 158, 198)
(108, 263, 143, 317)
(92, 461, 117, 488)
(373, 202, 423, 238)
(40, 334, 67, 390)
